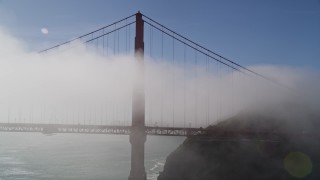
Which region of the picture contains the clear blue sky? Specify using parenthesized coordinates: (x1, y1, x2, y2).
(0, 0, 319, 68)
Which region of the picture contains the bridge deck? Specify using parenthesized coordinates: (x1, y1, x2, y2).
(0, 123, 202, 136)
(0, 123, 285, 141)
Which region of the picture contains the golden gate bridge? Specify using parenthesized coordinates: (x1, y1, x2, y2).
(0, 12, 289, 180)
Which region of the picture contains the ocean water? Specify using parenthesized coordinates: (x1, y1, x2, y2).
(0, 133, 184, 180)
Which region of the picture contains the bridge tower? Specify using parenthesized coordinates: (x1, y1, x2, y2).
(129, 11, 146, 180)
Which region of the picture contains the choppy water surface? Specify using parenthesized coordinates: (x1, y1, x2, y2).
(0, 133, 184, 180)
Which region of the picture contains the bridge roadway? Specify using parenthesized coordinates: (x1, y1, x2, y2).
(0, 122, 284, 141)
(0, 122, 205, 136)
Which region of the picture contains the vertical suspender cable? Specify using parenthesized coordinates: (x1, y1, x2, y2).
(148, 24, 152, 126)
(107, 34, 109, 56)
(117, 28, 119, 55)
(150, 25, 154, 126)
(219, 60, 222, 121)
(129, 23, 131, 54)
(206, 56, 210, 126)
(29, 106, 32, 123)
(118, 26, 120, 55)
(89, 107, 92, 125)
(94, 104, 97, 125)
(114, 24, 116, 55)
(160, 27, 164, 127)
(77, 108, 80, 125)
(195, 50, 198, 127)
(183, 44, 186, 128)
(67, 105, 69, 124)
(83, 106, 85, 125)
(96, 32, 98, 48)
(172, 35, 175, 127)
(8, 106, 10, 123)
(231, 65, 234, 116)
(44, 105, 46, 124)
(216, 59, 219, 121)
(126, 19, 128, 54)
(19, 107, 22, 123)
(147, 23, 152, 126)
(72, 110, 75, 125)
(103, 28, 105, 56)
(91, 33, 94, 48)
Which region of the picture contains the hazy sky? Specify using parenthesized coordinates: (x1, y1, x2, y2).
(0, 0, 319, 68)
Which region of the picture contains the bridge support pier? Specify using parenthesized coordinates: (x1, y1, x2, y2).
(129, 127, 146, 180)
(129, 11, 146, 180)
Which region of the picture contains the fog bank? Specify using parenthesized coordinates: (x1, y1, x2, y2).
(0, 27, 319, 127)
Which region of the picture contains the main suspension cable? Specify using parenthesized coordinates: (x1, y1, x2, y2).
(39, 14, 135, 53)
